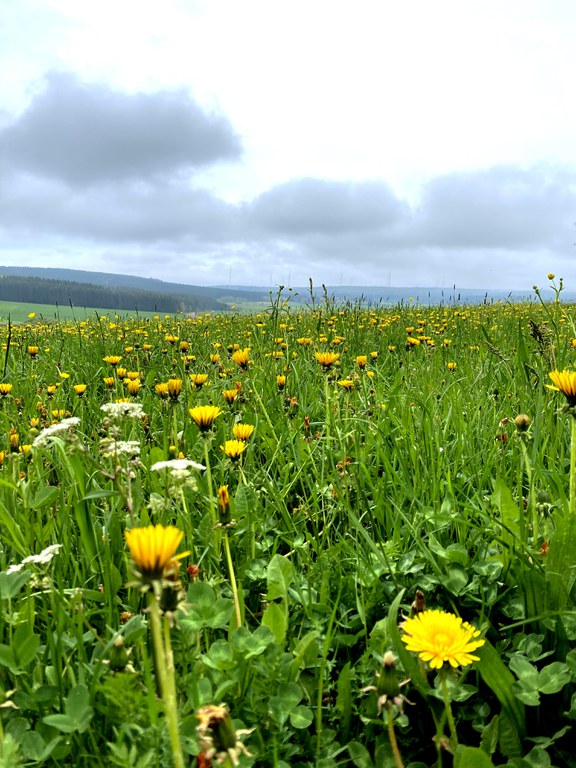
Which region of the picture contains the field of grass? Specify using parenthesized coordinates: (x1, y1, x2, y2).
(0, 301, 168, 324)
(0, 278, 575, 767)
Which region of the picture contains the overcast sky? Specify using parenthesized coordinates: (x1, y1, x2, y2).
(1, 0, 576, 290)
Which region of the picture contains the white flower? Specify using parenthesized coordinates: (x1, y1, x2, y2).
(151, 459, 205, 473)
(100, 402, 146, 419)
(32, 418, 81, 448)
(5, 543, 62, 574)
(99, 439, 141, 457)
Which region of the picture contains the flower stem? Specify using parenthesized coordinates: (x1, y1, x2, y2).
(570, 416, 576, 516)
(440, 671, 458, 752)
(385, 704, 404, 768)
(147, 591, 185, 768)
(223, 529, 242, 627)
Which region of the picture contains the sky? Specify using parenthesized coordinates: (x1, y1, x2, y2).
(1, 0, 576, 290)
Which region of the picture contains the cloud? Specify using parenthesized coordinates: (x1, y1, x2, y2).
(412, 166, 576, 250)
(0, 72, 242, 186)
(248, 177, 408, 236)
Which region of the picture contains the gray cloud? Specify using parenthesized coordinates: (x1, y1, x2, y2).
(412, 166, 576, 250)
(0, 72, 242, 186)
(247, 177, 408, 236)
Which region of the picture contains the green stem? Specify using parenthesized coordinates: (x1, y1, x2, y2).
(385, 704, 404, 768)
(163, 615, 186, 768)
(223, 529, 242, 627)
(203, 437, 217, 528)
(441, 671, 458, 752)
(324, 373, 331, 439)
(570, 416, 576, 516)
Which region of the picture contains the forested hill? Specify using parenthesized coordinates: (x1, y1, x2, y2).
(0, 274, 225, 313)
(0, 266, 267, 304)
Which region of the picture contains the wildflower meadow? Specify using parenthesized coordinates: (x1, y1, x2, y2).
(1, 277, 576, 767)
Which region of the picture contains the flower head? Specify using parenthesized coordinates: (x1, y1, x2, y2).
(315, 351, 340, 369)
(103, 355, 122, 366)
(0, 383, 13, 397)
(231, 348, 250, 369)
(222, 389, 238, 404)
(221, 439, 247, 461)
(189, 405, 222, 432)
(190, 373, 209, 388)
(125, 524, 187, 581)
(401, 609, 484, 669)
(166, 378, 182, 400)
(232, 423, 254, 441)
(547, 369, 576, 406)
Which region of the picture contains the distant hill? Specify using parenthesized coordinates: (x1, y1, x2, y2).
(0, 266, 268, 305)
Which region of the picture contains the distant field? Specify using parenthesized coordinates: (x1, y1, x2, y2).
(0, 300, 175, 323)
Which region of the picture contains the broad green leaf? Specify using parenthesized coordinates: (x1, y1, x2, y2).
(348, 741, 374, 768)
(31, 485, 60, 509)
(545, 512, 576, 610)
(454, 745, 496, 767)
(0, 570, 31, 600)
(290, 704, 314, 729)
(262, 600, 287, 644)
(266, 554, 294, 602)
(538, 661, 571, 694)
(476, 640, 525, 755)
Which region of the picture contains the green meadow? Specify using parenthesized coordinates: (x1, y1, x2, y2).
(0, 278, 575, 767)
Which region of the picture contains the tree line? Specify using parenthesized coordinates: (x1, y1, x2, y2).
(0, 275, 225, 313)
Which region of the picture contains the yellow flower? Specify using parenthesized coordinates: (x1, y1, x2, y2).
(27, 345, 39, 357)
(547, 273, 555, 280)
(401, 609, 485, 669)
(166, 378, 182, 400)
(217, 485, 231, 524)
(232, 423, 255, 441)
(547, 369, 576, 406)
(315, 352, 340, 369)
(276, 375, 286, 391)
(73, 384, 87, 396)
(337, 379, 354, 390)
(126, 379, 140, 396)
(447, 362, 457, 371)
(221, 439, 247, 461)
(189, 405, 222, 432)
(356, 355, 367, 369)
(28, 312, 36, 319)
(125, 524, 186, 580)
(103, 355, 122, 366)
(103, 376, 115, 388)
(222, 389, 238, 404)
(155, 382, 169, 398)
(0, 383, 13, 397)
(231, 348, 250, 369)
(189, 373, 209, 388)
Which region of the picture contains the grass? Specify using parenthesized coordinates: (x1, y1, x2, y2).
(0, 280, 575, 766)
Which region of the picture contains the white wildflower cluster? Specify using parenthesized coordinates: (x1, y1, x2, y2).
(151, 459, 205, 473)
(5, 544, 62, 574)
(100, 402, 146, 420)
(99, 439, 141, 458)
(32, 417, 81, 449)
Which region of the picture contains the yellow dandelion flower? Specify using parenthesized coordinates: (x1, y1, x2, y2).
(190, 373, 209, 388)
(155, 382, 169, 398)
(221, 439, 247, 461)
(189, 405, 222, 432)
(231, 348, 250, 369)
(166, 378, 182, 400)
(28, 312, 36, 319)
(232, 423, 255, 441)
(547, 369, 576, 406)
(356, 355, 367, 369)
(0, 383, 13, 397)
(401, 609, 485, 669)
(27, 345, 39, 357)
(103, 355, 122, 366)
(222, 389, 238, 404)
(315, 352, 340, 369)
(126, 379, 140, 396)
(103, 376, 115, 388)
(337, 379, 355, 390)
(447, 362, 457, 371)
(125, 524, 187, 581)
(277, 375, 286, 391)
(73, 384, 87, 396)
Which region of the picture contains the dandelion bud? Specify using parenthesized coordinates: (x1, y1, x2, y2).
(377, 651, 401, 699)
(411, 589, 426, 615)
(514, 414, 532, 432)
(109, 636, 129, 672)
(217, 485, 231, 525)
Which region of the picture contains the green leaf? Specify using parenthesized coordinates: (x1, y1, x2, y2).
(491, 478, 522, 559)
(266, 554, 294, 602)
(31, 485, 60, 509)
(454, 745, 496, 767)
(538, 661, 571, 694)
(290, 630, 320, 677)
(545, 512, 576, 610)
(13, 624, 40, 668)
(262, 600, 288, 645)
(42, 714, 77, 734)
(268, 682, 302, 726)
(0, 569, 31, 600)
(476, 640, 525, 754)
(230, 626, 274, 658)
(348, 741, 374, 768)
(234, 484, 259, 520)
(290, 704, 314, 729)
